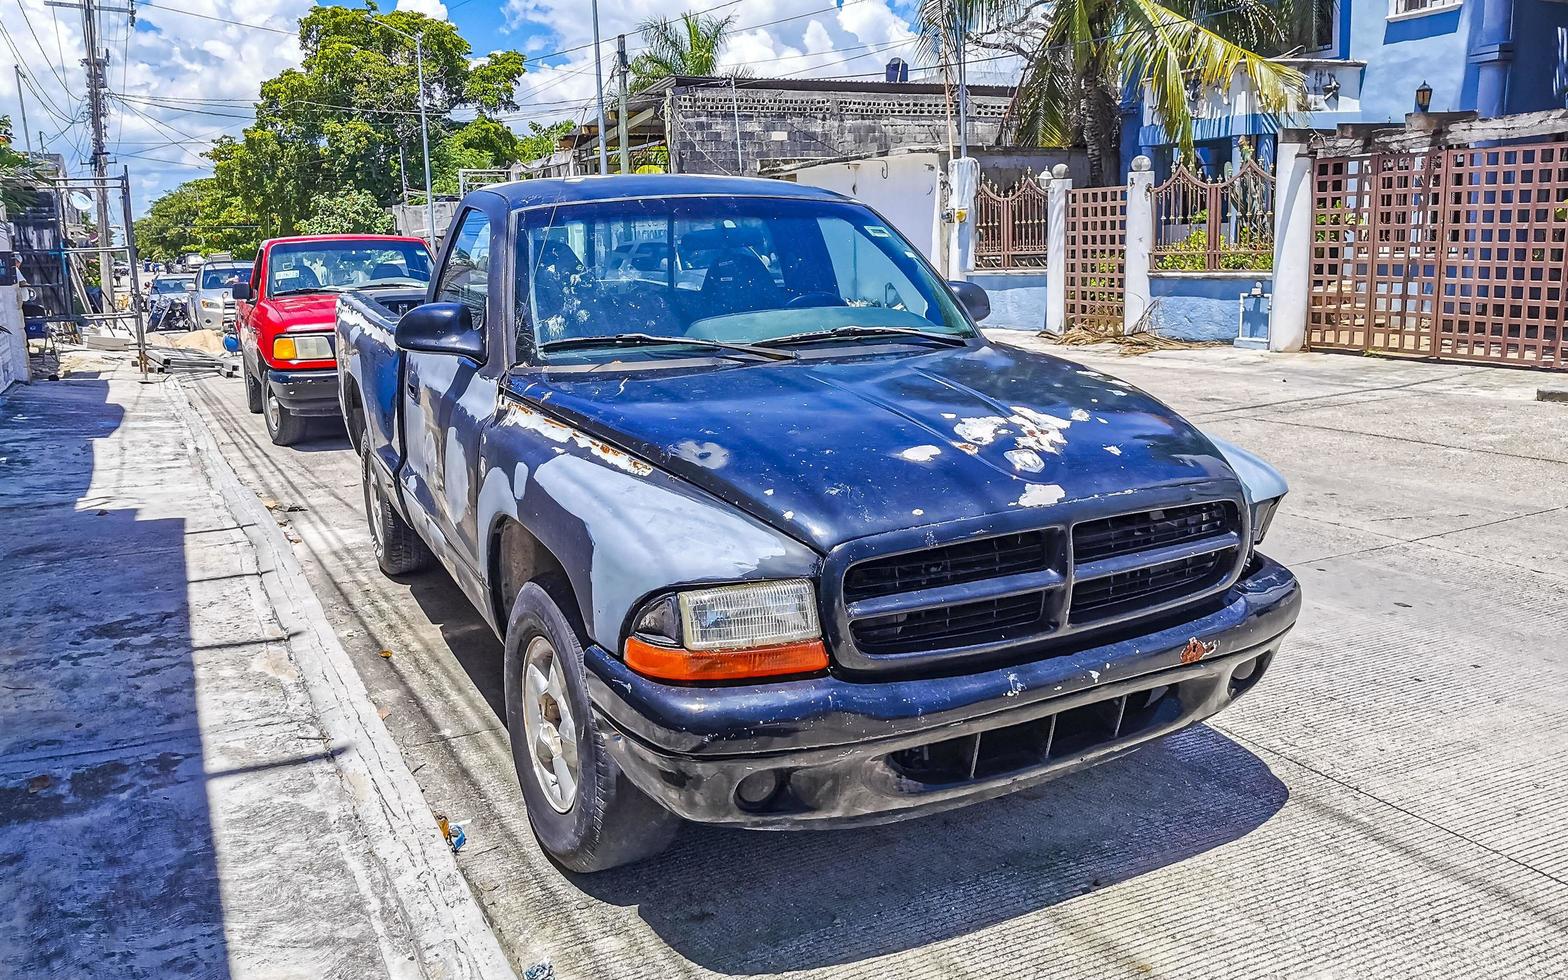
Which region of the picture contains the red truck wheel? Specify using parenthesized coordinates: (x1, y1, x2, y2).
(503, 581, 680, 873)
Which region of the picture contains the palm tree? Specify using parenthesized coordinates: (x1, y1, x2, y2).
(630, 11, 740, 91)
(917, 0, 1304, 185)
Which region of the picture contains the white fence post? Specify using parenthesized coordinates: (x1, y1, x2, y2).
(1268, 135, 1311, 352)
(1044, 164, 1069, 335)
(1123, 155, 1154, 334)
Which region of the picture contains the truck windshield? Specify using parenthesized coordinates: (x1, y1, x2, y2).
(201, 266, 248, 291)
(267, 240, 432, 297)
(516, 196, 974, 363)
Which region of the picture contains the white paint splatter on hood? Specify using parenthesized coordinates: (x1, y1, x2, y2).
(899, 445, 943, 463)
(1015, 483, 1066, 508)
(953, 416, 1010, 446)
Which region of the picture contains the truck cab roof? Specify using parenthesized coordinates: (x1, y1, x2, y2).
(476, 174, 849, 210)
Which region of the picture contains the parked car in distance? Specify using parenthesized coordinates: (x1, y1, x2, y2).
(193, 260, 250, 332)
(336, 175, 1301, 873)
(146, 274, 195, 331)
(235, 234, 432, 446)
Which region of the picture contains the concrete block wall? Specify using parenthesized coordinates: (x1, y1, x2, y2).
(1148, 272, 1273, 342)
(670, 88, 1012, 176)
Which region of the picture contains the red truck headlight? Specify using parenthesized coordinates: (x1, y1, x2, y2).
(273, 335, 334, 361)
(623, 579, 827, 682)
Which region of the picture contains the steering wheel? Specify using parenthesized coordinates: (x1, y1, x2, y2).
(786, 291, 847, 309)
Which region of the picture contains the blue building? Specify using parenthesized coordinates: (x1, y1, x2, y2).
(1130, 0, 1568, 176)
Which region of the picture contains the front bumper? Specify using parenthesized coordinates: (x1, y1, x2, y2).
(585, 553, 1300, 828)
(266, 368, 340, 417)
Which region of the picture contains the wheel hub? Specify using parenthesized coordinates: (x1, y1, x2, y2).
(521, 635, 579, 813)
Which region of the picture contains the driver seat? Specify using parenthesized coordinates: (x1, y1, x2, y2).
(696, 249, 782, 319)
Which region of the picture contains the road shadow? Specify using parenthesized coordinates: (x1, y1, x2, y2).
(398, 555, 1288, 975)
(0, 376, 231, 977)
(574, 725, 1287, 974)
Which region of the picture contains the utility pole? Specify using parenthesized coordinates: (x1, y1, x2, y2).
(14, 66, 33, 153)
(49, 0, 123, 310)
(616, 35, 630, 174)
(591, 0, 608, 174)
(85, 0, 115, 310)
(371, 19, 437, 247)
(952, 0, 969, 159)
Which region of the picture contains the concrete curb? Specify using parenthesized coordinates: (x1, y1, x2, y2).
(165, 375, 519, 980)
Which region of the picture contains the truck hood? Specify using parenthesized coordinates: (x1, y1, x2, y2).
(261, 293, 339, 328)
(506, 342, 1241, 552)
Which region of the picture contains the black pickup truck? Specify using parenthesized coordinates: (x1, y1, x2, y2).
(335, 175, 1300, 872)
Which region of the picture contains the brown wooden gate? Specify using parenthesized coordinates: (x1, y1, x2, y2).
(1065, 185, 1127, 331)
(1308, 141, 1568, 369)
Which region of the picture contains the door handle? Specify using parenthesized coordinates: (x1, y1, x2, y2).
(406, 378, 419, 398)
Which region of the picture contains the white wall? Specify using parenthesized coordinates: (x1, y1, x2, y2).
(0, 214, 30, 391)
(790, 153, 945, 268)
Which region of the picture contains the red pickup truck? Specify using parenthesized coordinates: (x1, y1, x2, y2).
(234, 234, 432, 445)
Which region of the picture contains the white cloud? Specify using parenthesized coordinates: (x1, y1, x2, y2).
(396, 0, 449, 22)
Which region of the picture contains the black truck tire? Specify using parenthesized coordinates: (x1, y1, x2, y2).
(361, 442, 434, 575)
(244, 365, 263, 414)
(262, 374, 308, 447)
(504, 581, 680, 873)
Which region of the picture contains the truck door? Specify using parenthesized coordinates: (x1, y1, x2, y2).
(400, 207, 499, 595)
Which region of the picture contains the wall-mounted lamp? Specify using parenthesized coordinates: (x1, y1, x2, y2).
(1415, 80, 1433, 113)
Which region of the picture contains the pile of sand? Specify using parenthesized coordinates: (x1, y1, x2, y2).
(146, 329, 229, 355)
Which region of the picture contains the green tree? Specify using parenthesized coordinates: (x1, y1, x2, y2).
(518, 120, 572, 162)
(300, 189, 396, 235)
(630, 12, 738, 91)
(132, 179, 211, 261)
(0, 115, 44, 213)
(917, 0, 1303, 185)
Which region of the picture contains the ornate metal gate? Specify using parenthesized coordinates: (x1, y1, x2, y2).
(1308, 141, 1568, 370)
(974, 177, 1049, 269)
(1065, 185, 1127, 331)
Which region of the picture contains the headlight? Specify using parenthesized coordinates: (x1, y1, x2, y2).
(1251, 497, 1282, 545)
(273, 335, 333, 361)
(201, 298, 221, 311)
(623, 579, 827, 682)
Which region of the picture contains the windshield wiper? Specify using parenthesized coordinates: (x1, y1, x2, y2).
(756, 325, 970, 348)
(539, 333, 797, 361)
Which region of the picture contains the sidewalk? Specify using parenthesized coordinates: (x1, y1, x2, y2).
(0, 354, 513, 979)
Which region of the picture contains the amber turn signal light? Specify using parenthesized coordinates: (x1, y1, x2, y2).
(624, 635, 828, 682)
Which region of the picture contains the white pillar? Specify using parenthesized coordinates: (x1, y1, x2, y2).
(1269, 137, 1312, 352)
(1123, 155, 1154, 335)
(1044, 164, 1070, 335)
(0, 211, 30, 389)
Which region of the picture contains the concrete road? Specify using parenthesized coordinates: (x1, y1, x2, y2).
(183, 341, 1568, 979)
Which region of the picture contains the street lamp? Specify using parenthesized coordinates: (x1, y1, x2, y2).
(1414, 80, 1433, 114)
(375, 18, 437, 247)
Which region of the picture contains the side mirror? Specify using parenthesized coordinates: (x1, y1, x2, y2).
(395, 302, 484, 362)
(231, 281, 251, 301)
(949, 280, 991, 323)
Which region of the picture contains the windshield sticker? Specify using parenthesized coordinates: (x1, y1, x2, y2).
(276, 269, 301, 281)
(866, 225, 892, 238)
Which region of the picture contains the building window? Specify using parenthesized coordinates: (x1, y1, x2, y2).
(1311, 0, 1336, 49)
(1389, 0, 1461, 19)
